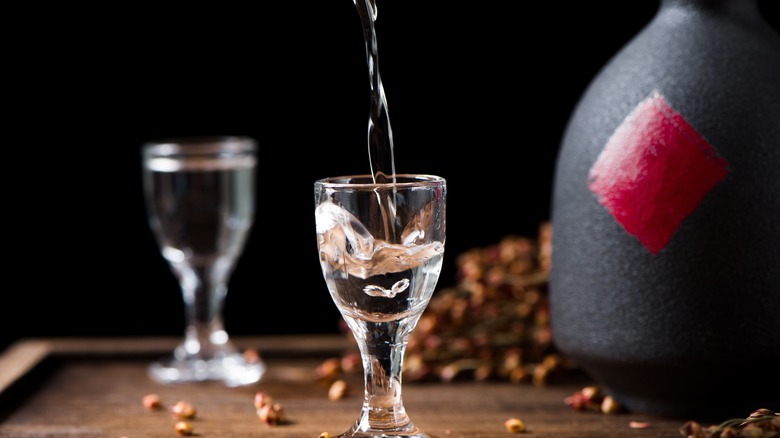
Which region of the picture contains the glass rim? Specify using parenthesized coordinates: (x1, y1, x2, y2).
(142, 136, 256, 157)
(315, 174, 446, 188)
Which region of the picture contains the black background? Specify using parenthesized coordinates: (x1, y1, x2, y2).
(3, 1, 778, 352)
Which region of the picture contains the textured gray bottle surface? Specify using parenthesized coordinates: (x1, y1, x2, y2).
(550, 0, 780, 417)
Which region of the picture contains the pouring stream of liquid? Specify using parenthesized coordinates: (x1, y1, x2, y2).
(354, 0, 396, 185)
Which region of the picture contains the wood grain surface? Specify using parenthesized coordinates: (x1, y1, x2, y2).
(0, 337, 688, 437)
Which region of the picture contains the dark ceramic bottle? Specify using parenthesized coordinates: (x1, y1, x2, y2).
(550, 0, 780, 418)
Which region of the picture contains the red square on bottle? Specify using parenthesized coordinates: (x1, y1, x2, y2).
(588, 91, 730, 254)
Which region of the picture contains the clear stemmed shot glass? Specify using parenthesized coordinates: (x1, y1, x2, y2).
(314, 174, 446, 438)
(142, 136, 265, 387)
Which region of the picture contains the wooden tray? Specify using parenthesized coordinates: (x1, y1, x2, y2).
(0, 336, 686, 437)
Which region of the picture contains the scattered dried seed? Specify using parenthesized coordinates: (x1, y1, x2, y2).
(439, 359, 482, 382)
(509, 366, 530, 384)
(141, 393, 161, 410)
(257, 402, 285, 425)
(629, 421, 651, 429)
(254, 391, 273, 409)
(679, 420, 702, 437)
(328, 379, 349, 401)
(169, 401, 196, 420)
(319, 433, 332, 438)
(600, 395, 621, 414)
(580, 386, 601, 403)
(315, 357, 343, 382)
(174, 421, 193, 436)
(253, 390, 286, 425)
(564, 385, 609, 412)
(564, 392, 588, 411)
(504, 418, 526, 433)
(243, 348, 262, 364)
(474, 363, 493, 381)
(340, 353, 362, 374)
(531, 362, 551, 386)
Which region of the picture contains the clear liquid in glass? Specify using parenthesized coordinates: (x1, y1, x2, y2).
(316, 202, 443, 323)
(146, 158, 254, 271)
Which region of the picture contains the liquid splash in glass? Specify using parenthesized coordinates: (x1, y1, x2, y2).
(315, 184, 444, 322)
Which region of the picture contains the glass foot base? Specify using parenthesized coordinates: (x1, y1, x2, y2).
(335, 423, 436, 438)
(148, 353, 266, 387)
(335, 433, 436, 438)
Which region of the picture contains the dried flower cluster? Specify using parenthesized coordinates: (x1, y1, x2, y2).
(680, 409, 780, 438)
(402, 223, 570, 385)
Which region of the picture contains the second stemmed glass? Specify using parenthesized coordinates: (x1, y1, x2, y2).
(314, 174, 446, 438)
(142, 136, 265, 387)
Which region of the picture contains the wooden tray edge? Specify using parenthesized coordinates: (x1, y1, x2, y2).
(0, 334, 352, 396)
(0, 340, 51, 395)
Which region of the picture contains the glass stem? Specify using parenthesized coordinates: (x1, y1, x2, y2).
(177, 261, 232, 359)
(350, 319, 418, 434)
